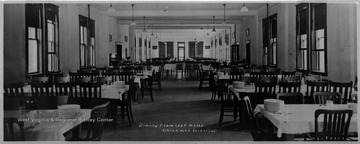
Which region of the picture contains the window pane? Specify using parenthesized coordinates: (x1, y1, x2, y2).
(47, 22, 54, 41)
(48, 54, 52, 71)
(273, 42, 276, 64)
(80, 26, 84, 43)
(80, 45, 85, 66)
(319, 51, 325, 72)
(28, 40, 38, 73)
(84, 27, 87, 44)
(316, 29, 325, 50)
(301, 34, 307, 48)
(28, 27, 36, 39)
(303, 50, 307, 70)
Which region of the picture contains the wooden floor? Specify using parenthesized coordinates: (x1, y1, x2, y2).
(101, 79, 252, 141)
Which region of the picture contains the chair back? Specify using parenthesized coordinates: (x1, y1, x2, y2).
(230, 71, 244, 81)
(46, 71, 63, 84)
(31, 83, 54, 97)
(102, 71, 117, 83)
(243, 77, 257, 85)
(314, 109, 353, 141)
(4, 83, 24, 97)
(281, 71, 296, 78)
(277, 92, 304, 104)
(69, 72, 81, 83)
(282, 75, 301, 82)
(79, 83, 102, 99)
(313, 92, 342, 105)
(259, 76, 277, 83)
(306, 81, 328, 99)
(243, 96, 260, 141)
(87, 102, 110, 141)
(278, 82, 301, 93)
(329, 81, 353, 104)
(116, 72, 133, 84)
(78, 77, 92, 83)
(304, 75, 321, 83)
(255, 82, 277, 94)
(141, 77, 153, 91)
(97, 76, 112, 85)
(31, 76, 49, 84)
(55, 83, 77, 98)
(54, 76, 70, 84)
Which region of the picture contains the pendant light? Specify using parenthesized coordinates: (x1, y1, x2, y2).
(151, 24, 154, 36)
(240, 3, 249, 12)
(143, 16, 146, 32)
(107, 3, 116, 12)
(222, 4, 227, 24)
(130, 4, 136, 25)
(212, 16, 216, 32)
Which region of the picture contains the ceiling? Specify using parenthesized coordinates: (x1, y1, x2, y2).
(90, 2, 268, 36)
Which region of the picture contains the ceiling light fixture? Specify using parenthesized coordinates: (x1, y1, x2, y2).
(151, 24, 154, 36)
(130, 4, 136, 25)
(143, 16, 146, 32)
(212, 16, 216, 32)
(222, 4, 227, 24)
(240, 3, 249, 12)
(107, 3, 116, 12)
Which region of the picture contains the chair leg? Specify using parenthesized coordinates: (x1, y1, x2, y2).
(218, 106, 224, 126)
(129, 104, 134, 122)
(126, 106, 132, 126)
(158, 81, 162, 90)
(121, 105, 125, 120)
(199, 80, 203, 89)
(150, 91, 154, 103)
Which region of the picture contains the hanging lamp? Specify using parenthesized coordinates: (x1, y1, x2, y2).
(206, 24, 210, 36)
(143, 16, 146, 32)
(130, 4, 136, 25)
(107, 3, 116, 12)
(222, 4, 227, 24)
(151, 24, 154, 36)
(212, 16, 216, 32)
(240, 3, 249, 12)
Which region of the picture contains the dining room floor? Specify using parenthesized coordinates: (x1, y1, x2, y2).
(101, 79, 252, 141)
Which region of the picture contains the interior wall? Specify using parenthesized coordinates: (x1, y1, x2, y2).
(3, 4, 120, 83)
(3, 4, 26, 84)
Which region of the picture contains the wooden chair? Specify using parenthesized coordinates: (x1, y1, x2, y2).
(102, 71, 117, 83)
(141, 76, 154, 103)
(46, 71, 63, 84)
(69, 72, 81, 83)
(96, 76, 112, 85)
(313, 92, 342, 105)
(78, 77, 92, 84)
(243, 96, 279, 141)
(282, 75, 301, 82)
(229, 71, 244, 81)
(4, 118, 25, 141)
(313, 109, 353, 141)
(259, 76, 278, 83)
(152, 69, 162, 90)
(255, 82, 277, 94)
(278, 82, 301, 93)
(116, 72, 133, 84)
(277, 92, 304, 104)
(218, 85, 241, 126)
(209, 72, 217, 101)
(31, 82, 56, 109)
(54, 76, 70, 84)
(4, 83, 29, 110)
(69, 102, 110, 141)
(306, 81, 329, 104)
(55, 83, 78, 104)
(243, 76, 258, 85)
(79, 83, 102, 109)
(118, 77, 135, 126)
(198, 69, 210, 89)
(31, 76, 49, 84)
(329, 81, 353, 104)
(281, 71, 296, 81)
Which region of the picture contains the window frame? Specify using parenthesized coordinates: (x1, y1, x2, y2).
(79, 15, 96, 68)
(295, 3, 327, 76)
(26, 4, 59, 76)
(262, 14, 277, 67)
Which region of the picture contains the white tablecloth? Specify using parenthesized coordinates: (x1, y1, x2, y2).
(163, 64, 177, 71)
(5, 109, 91, 141)
(254, 104, 358, 137)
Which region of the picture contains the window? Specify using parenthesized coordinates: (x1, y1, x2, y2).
(26, 4, 59, 75)
(79, 15, 95, 67)
(262, 14, 277, 66)
(296, 3, 327, 75)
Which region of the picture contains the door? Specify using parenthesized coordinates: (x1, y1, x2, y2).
(159, 42, 166, 58)
(246, 41, 251, 63)
(166, 42, 174, 58)
(116, 43, 122, 59)
(178, 42, 185, 61)
(188, 41, 195, 58)
(231, 44, 239, 62)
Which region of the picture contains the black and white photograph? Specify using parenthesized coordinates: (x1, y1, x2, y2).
(1, 0, 359, 143)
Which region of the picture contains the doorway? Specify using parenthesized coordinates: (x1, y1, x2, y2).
(116, 43, 123, 60)
(178, 42, 185, 61)
(246, 41, 251, 64)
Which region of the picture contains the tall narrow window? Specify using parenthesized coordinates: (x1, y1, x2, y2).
(262, 14, 277, 66)
(79, 15, 95, 67)
(26, 4, 59, 75)
(296, 3, 327, 75)
(45, 4, 59, 72)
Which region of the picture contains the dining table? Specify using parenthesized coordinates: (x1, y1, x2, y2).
(4, 109, 92, 141)
(254, 104, 358, 140)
